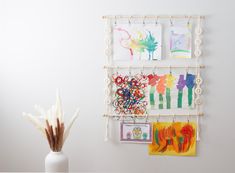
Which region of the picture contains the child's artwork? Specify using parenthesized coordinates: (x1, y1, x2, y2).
(149, 122, 196, 156)
(170, 25, 192, 58)
(112, 73, 148, 115)
(120, 122, 152, 143)
(113, 24, 162, 61)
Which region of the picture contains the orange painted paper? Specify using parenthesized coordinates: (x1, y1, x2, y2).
(149, 122, 196, 156)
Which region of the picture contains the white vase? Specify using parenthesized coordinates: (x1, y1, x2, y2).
(45, 151, 69, 173)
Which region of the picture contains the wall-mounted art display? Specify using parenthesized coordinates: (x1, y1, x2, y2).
(103, 15, 205, 156)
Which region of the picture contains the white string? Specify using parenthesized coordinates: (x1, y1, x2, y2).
(104, 117, 109, 141)
(196, 114, 200, 141)
(195, 16, 202, 141)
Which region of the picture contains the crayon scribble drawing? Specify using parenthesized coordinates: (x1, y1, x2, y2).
(113, 24, 162, 61)
(149, 122, 196, 156)
(170, 25, 192, 58)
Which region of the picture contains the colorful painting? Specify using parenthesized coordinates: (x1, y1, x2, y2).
(113, 24, 162, 61)
(170, 25, 192, 58)
(149, 122, 196, 156)
(120, 122, 152, 143)
(112, 73, 148, 115)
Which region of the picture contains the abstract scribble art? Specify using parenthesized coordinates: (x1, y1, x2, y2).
(113, 24, 162, 61)
(112, 73, 148, 115)
(120, 122, 152, 143)
(170, 25, 192, 58)
(149, 122, 196, 156)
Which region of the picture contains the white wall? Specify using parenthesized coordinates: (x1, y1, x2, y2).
(0, 0, 234, 172)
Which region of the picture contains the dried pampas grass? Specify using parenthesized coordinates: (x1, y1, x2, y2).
(23, 90, 79, 152)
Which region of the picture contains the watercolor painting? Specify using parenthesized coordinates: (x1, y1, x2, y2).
(113, 24, 162, 61)
(149, 122, 196, 156)
(120, 122, 152, 143)
(170, 25, 192, 58)
(112, 73, 148, 115)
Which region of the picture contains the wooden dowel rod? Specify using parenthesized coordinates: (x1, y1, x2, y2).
(104, 65, 205, 69)
(102, 15, 205, 20)
(103, 113, 204, 117)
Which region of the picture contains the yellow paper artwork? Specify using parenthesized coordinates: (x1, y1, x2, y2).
(148, 122, 196, 156)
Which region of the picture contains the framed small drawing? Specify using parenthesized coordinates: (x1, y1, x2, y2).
(120, 122, 152, 143)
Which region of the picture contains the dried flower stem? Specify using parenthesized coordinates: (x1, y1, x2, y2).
(45, 118, 64, 152)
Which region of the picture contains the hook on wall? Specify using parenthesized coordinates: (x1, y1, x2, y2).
(157, 114, 160, 123)
(114, 16, 117, 25)
(187, 15, 192, 26)
(155, 16, 159, 25)
(187, 113, 190, 123)
(128, 65, 132, 76)
(170, 16, 173, 26)
(172, 114, 176, 122)
(145, 114, 149, 123)
(143, 16, 147, 25)
(128, 16, 133, 25)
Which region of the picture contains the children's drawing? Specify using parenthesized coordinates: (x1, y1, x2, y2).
(165, 73, 176, 109)
(149, 122, 196, 156)
(113, 24, 162, 61)
(170, 25, 192, 58)
(112, 73, 148, 115)
(120, 122, 152, 143)
(186, 73, 196, 107)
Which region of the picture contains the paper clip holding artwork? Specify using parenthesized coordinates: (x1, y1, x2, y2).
(112, 73, 148, 115)
(170, 25, 192, 58)
(149, 122, 196, 156)
(120, 122, 152, 143)
(113, 24, 162, 61)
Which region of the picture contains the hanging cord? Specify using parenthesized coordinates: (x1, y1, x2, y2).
(195, 16, 202, 141)
(104, 116, 110, 141)
(104, 18, 113, 142)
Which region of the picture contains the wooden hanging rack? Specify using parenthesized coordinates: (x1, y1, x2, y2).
(102, 15, 205, 20)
